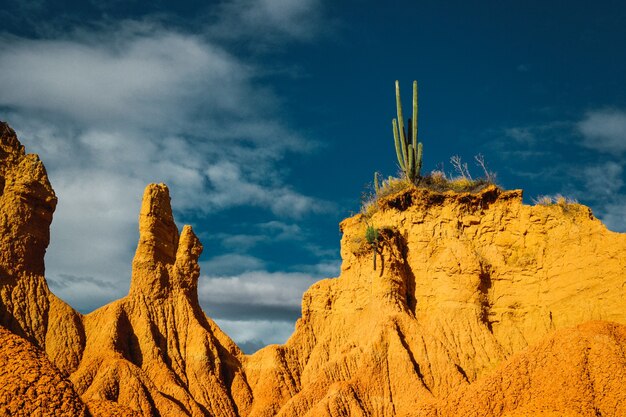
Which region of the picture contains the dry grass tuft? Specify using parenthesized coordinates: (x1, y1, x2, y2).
(361, 171, 498, 218)
(532, 194, 578, 206)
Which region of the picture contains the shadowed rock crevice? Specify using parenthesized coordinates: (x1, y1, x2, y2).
(116, 310, 143, 367)
(478, 267, 494, 332)
(394, 323, 430, 392)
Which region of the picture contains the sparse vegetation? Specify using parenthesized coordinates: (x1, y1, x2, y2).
(361, 81, 499, 218)
(361, 175, 412, 217)
(365, 225, 380, 270)
(532, 194, 578, 208)
(419, 169, 494, 193)
(531, 194, 583, 216)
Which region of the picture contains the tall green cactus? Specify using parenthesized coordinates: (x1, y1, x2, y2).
(392, 80, 423, 183)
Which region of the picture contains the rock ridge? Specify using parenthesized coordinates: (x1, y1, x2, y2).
(1, 121, 625, 416)
(240, 184, 626, 416)
(71, 182, 252, 416)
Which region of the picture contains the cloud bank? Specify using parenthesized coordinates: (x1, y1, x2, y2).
(0, 2, 334, 347)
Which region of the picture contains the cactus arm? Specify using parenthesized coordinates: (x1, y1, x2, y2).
(407, 118, 413, 143)
(392, 119, 406, 170)
(395, 80, 408, 163)
(392, 80, 424, 183)
(408, 144, 415, 182)
(412, 81, 418, 147)
(416, 142, 423, 177)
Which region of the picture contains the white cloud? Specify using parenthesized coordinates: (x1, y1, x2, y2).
(211, 0, 326, 43)
(504, 126, 535, 144)
(576, 162, 626, 233)
(201, 255, 266, 276)
(199, 270, 318, 311)
(578, 109, 626, 153)
(496, 116, 626, 236)
(204, 161, 326, 216)
(0, 20, 330, 313)
(211, 318, 296, 353)
(47, 274, 125, 313)
(199, 262, 339, 349)
(0, 29, 244, 129)
(582, 162, 624, 197)
(216, 220, 304, 251)
(292, 259, 340, 276)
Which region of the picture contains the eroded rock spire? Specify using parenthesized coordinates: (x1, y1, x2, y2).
(130, 183, 204, 300)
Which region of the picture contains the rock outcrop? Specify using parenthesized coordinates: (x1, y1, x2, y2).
(0, 325, 88, 417)
(1, 121, 625, 416)
(0, 122, 84, 375)
(241, 186, 626, 416)
(70, 184, 252, 417)
(0, 124, 249, 416)
(433, 320, 626, 417)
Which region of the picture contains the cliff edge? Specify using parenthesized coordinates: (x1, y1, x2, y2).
(1, 121, 625, 416)
(241, 185, 626, 416)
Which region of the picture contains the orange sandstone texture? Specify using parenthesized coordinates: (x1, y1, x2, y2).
(70, 184, 252, 417)
(0, 122, 84, 375)
(0, 326, 88, 417)
(86, 400, 143, 417)
(240, 186, 626, 416)
(433, 321, 626, 417)
(1, 121, 626, 416)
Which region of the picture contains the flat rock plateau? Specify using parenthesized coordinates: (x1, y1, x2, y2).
(1, 121, 625, 416)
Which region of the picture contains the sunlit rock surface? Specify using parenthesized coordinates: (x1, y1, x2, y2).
(1, 121, 625, 416)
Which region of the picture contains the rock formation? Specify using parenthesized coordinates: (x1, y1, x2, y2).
(434, 321, 626, 417)
(0, 325, 88, 417)
(240, 186, 626, 416)
(70, 183, 252, 416)
(1, 121, 625, 416)
(0, 122, 84, 375)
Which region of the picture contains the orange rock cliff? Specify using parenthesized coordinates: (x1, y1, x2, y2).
(1, 121, 625, 417)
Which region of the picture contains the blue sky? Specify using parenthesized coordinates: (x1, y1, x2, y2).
(1, 0, 625, 352)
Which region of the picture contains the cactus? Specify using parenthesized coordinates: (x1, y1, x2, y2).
(392, 80, 423, 183)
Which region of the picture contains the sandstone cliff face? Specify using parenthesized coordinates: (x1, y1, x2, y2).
(241, 186, 626, 416)
(70, 184, 252, 417)
(1, 121, 626, 417)
(0, 122, 84, 375)
(434, 320, 626, 417)
(0, 325, 88, 417)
